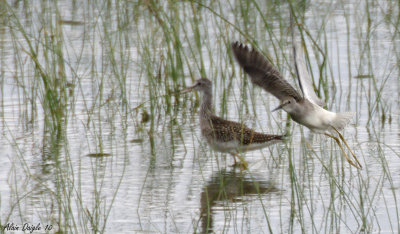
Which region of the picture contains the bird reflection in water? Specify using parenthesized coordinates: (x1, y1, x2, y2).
(197, 169, 280, 233)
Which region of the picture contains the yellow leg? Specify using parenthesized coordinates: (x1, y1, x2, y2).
(230, 153, 249, 170)
(331, 127, 362, 169)
(231, 153, 237, 165)
(324, 133, 362, 169)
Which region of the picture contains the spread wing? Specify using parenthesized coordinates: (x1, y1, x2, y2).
(231, 41, 302, 102)
(293, 43, 325, 107)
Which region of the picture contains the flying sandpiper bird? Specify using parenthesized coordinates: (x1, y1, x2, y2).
(181, 78, 285, 168)
(231, 41, 361, 169)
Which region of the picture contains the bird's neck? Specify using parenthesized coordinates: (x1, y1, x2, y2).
(200, 89, 213, 118)
(288, 99, 311, 123)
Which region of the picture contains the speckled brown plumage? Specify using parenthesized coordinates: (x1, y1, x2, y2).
(203, 115, 283, 145)
(182, 78, 284, 157)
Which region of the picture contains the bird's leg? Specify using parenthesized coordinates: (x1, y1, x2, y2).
(324, 133, 361, 169)
(231, 153, 237, 165)
(230, 153, 248, 170)
(331, 127, 362, 169)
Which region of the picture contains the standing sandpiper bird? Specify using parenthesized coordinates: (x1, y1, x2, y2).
(231, 42, 361, 169)
(181, 78, 285, 168)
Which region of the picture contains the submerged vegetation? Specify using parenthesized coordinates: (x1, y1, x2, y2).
(0, 0, 399, 233)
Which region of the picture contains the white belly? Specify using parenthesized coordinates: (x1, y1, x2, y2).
(208, 139, 281, 154)
(300, 106, 336, 133)
(209, 140, 241, 153)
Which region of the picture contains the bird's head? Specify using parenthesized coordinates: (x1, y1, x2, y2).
(181, 78, 212, 94)
(272, 96, 297, 113)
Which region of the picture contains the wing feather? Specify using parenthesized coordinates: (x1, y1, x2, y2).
(208, 116, 283, 145)
(231, 42, 301, 102)
(293, 43, 325, 107)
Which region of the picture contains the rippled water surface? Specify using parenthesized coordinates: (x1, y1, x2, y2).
(0, 0, 399, 233)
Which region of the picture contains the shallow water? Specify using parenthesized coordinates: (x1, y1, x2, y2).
(0, 0, 399, 233)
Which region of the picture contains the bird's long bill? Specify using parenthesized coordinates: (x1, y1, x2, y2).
(180, 85, 195, 94)
(272, 103, 284, 112)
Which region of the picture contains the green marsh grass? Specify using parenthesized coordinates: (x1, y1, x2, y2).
(0, 0, 399, 233)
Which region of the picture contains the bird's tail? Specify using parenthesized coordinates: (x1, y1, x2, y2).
(332, 112, 355, 130)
